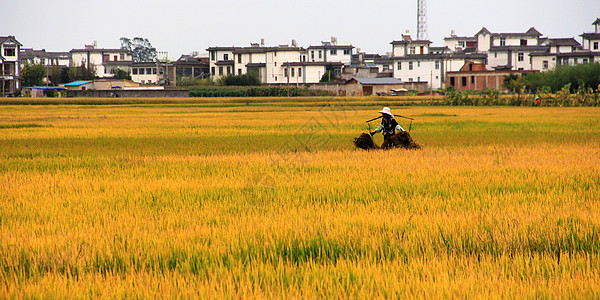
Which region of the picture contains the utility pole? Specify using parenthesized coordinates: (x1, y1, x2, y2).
(417, 0, 428, 40)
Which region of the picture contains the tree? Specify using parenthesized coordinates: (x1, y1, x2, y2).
(114, 69, 131, 80)
(120, 37, 157, 62)
(68, 65, 96, 81)
(21, 63, 46, 87)
(320, 64, 340, 83)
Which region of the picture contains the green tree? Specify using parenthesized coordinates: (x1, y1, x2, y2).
(21, 63, 46, 87)
(114, 69, 131, 80)
(68, 65, 96, 81)
(120, 37, 157, 62)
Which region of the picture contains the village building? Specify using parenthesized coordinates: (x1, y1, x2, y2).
(445, 61, 536, 91)
(0, 36, 22, 96)
(391, 33, 486, 90)
(174, 53, 210, 80)
(345, 77, 405, 96)
(70, 42, 132, 78)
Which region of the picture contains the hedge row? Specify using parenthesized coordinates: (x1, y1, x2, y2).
(189, 87, 333, 97)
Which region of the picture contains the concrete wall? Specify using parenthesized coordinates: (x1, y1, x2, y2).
(67, 89, 189, 98)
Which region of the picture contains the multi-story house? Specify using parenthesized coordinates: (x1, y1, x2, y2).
(20, 48, 71, 68)
(306, 41, 353, 65)
(19, 48, 71, 84)
(391, 34, 486, 89)
(1, 36, 22, 95)
(70, 42, 132, 78)
(208, 42, 347, 84)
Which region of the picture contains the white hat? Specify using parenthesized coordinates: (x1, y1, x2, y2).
(378, 107, 393, 117)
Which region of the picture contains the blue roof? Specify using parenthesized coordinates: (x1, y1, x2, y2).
(64, 80, 93, 86)
(24, 86, 65, 90)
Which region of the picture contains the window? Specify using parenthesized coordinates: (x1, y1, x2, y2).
(291, 68, 295, 77)
(284, 68, 288, 77)
(238, 55, 242, 63)
(146, 68, 152, 74)
(211, 52, 215, 60)
(330, 49, 337, 55)
(409, 47, 415, 54)
(298, 68, 302, 77)
(494, 52, 497, 58)
(435, 61, 440, 69)
(417, 77, 420, 81)
(219, 67, 223, 75)
(318, 50, 322, 59)
(450, 77, 455, 86)
(311, 51, 314, 60)
(120, 53, 125, 60)
(4, 48, 15, 56)
(543, 61, 548, 69)
(397, 62, 402, 70)
(583, 58, 589, 64)
(211, 67, 215, 75)
(471, 76, 475, 84)
(224, 54, 229, 61)
(275, 76, 277, 81)
(227, 66, 231, 74)
(594, 42, 599, 50)
(462, 77, 467, 86)
(520, 39, 527, 46)
(574, 58, 578, 64)
(40, 59, 45, 65)
(563, 58, 568, 65)
(458, 41, 465, 47)
(408, 62, 413, 70)
(500, 38, 506, 46)
(417, 61, 420, 67)
(238, 69, 242, 75)
(139, 68, 145, 75)
(408, 78, 413, 82)
(517, 53, 524, 62)
(132, 68, 138, 75)
(343, 49, 351, 55)
(153, 68, 157, 74)
(274, 62, 277, 66)
(114, 55, 118, 61)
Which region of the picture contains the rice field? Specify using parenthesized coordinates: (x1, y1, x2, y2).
(1, 100, 599, 298)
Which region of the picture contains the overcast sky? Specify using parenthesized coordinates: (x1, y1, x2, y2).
(2, 0, 599, 59)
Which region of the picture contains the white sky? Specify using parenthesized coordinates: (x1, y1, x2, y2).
(2, 0, 599, 59)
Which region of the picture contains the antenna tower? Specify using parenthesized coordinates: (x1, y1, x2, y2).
(417, 0, 428, 40)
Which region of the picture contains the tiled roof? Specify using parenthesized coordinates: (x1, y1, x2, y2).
(307, 45, 353, 49)
(281, 62, 344, 66)
(215, 60, 234, 65)
(492, 27, 542, 37)
(489, 46, 549, 52)
(246, 63, 266, 68)
(20, 49, 71, 59)
(0, 36, 23, 46)
(547, 38, 581, 47)
(580, 33, 600, 39)
(390, 40, 432, 45)
(71, 48, 129, 53)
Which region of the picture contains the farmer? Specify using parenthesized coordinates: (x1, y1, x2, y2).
(370, 107, 405, 149)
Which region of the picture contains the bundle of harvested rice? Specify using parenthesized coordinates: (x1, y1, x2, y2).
(353, 133, 378, 150)
(386, 131, 421, 149)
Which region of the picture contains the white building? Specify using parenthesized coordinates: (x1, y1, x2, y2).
(306, 41, 353, 64)
(391, 34, 486, 89)
(70, 42, 132, 78)
(0, 36, 22, 95)
(208, 42, 347, 84)
(20, 48, 71, 68)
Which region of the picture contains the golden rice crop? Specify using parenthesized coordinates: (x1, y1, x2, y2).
(0, 102, 599, 298)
